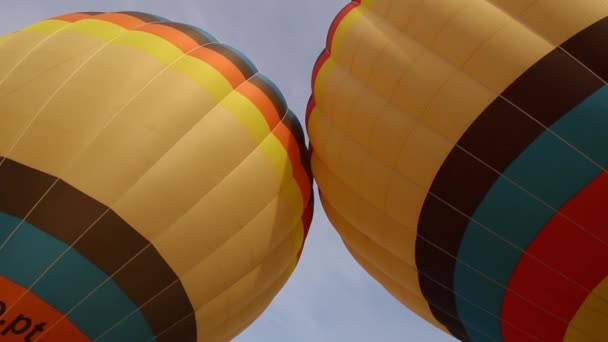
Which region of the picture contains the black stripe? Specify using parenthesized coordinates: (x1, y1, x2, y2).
(160, 22, 213, 46)
(157, 315, 197, 342)
(0, 158, 195, 339)
(283, 110, 313, 183)
(562, 17, 608, 81)
(415, 26, 605, 339)
(206, 43, 256, 79)
(118, 11, 165, 23)
(249, 75, 287, 117)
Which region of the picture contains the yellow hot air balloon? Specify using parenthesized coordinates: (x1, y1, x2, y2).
(0, 11, 313, 342)
(307, 1, 608, 341)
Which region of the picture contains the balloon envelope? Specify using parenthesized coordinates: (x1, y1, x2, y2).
(0, 11, 313, 342)
(307, 1, 608, 341)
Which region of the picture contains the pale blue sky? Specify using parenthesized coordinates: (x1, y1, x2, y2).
(0, 2, 456, 341)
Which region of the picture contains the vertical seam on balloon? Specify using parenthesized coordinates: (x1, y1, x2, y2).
(99, 199, 300, 341)
(0, 11, 271, 294)
(203, 260, 295, 341)
(315, 175, 538, 341)
(0, 19, 76, 92)
(313, 12, 608, 283)
(313, 1, 608, 339)
(314, 7, 608, 330)
(332, 213, 504, 342)
(147, 236, 299, 342)
(91, 183, 303, 341)
(360, 0, 426, 39)
(313, 152, 563, 342)
(384, 0, 608, 186)
(0, 17, 206, 338)
(17, 49, 239, 342)
(0, 18, 152, 252)
(33, 66, 298, 340)
(309, 106, 604, 341)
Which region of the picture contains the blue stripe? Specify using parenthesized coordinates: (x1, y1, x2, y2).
(0, 212, 154, 341)
(453, 85, 608, 340)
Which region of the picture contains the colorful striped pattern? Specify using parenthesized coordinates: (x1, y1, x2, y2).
(307, 1, 608, 341)
(0, 11, 313, 342)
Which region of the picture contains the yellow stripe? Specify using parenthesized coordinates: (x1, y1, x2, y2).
(564, 276, 608, 341)
(312, 57, 338, 111)
(73, 20, 233, 99)
(306, 106, 322, 136)
(114, 30, 182, 64)
(330, 6, 364, 62)
(257, 135, 305, 227)
(172, 54, 233, 101)
(1, 15, 306, 341)
(21, 19, 71, 34)
(62, 19, 127, 41)
(221, 91, 271, 143)
(310, 0, 608, 340)
(31, 19, 234, 102)
(0, 32, 14, 44)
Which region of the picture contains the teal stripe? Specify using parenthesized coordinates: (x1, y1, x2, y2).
(453, 85, 608, 341)
(0, 212, 154, 341)
(69, 281, 154, 341)
(96, 307, 157, 342)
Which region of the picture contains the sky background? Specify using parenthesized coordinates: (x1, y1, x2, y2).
(0, 2, 456, 341)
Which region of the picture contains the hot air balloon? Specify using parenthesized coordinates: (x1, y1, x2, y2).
(0, 11, 313, 342)
(307, 1, 608, 341)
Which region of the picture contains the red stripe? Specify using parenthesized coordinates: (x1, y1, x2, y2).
(501, 172, 608, 341)
(271, 123, 312, 204)
(305, 96, 316, 128)
(0, 276, 90, 342)
(326, 2, 360, 53)
(304, 96, 316, 156)
(310, 1, 359, 92)
(310, 50, 330, 92)
(296, 201, 314, 260)
(238, 80, 313, 251)
(235, 81, 311, 209)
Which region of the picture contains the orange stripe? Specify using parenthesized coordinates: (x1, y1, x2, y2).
(94, 12, 148, 29)
(51, 13, 96, 22)
(272, 122, 312, 260)
(0, 276, 90, 342)
(135, 23, 200, 52)
(272, 123, 312, 207)
(189, 47, 246, 88)
(237, 81, 281, 129)
(235, 82, 311, 201)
